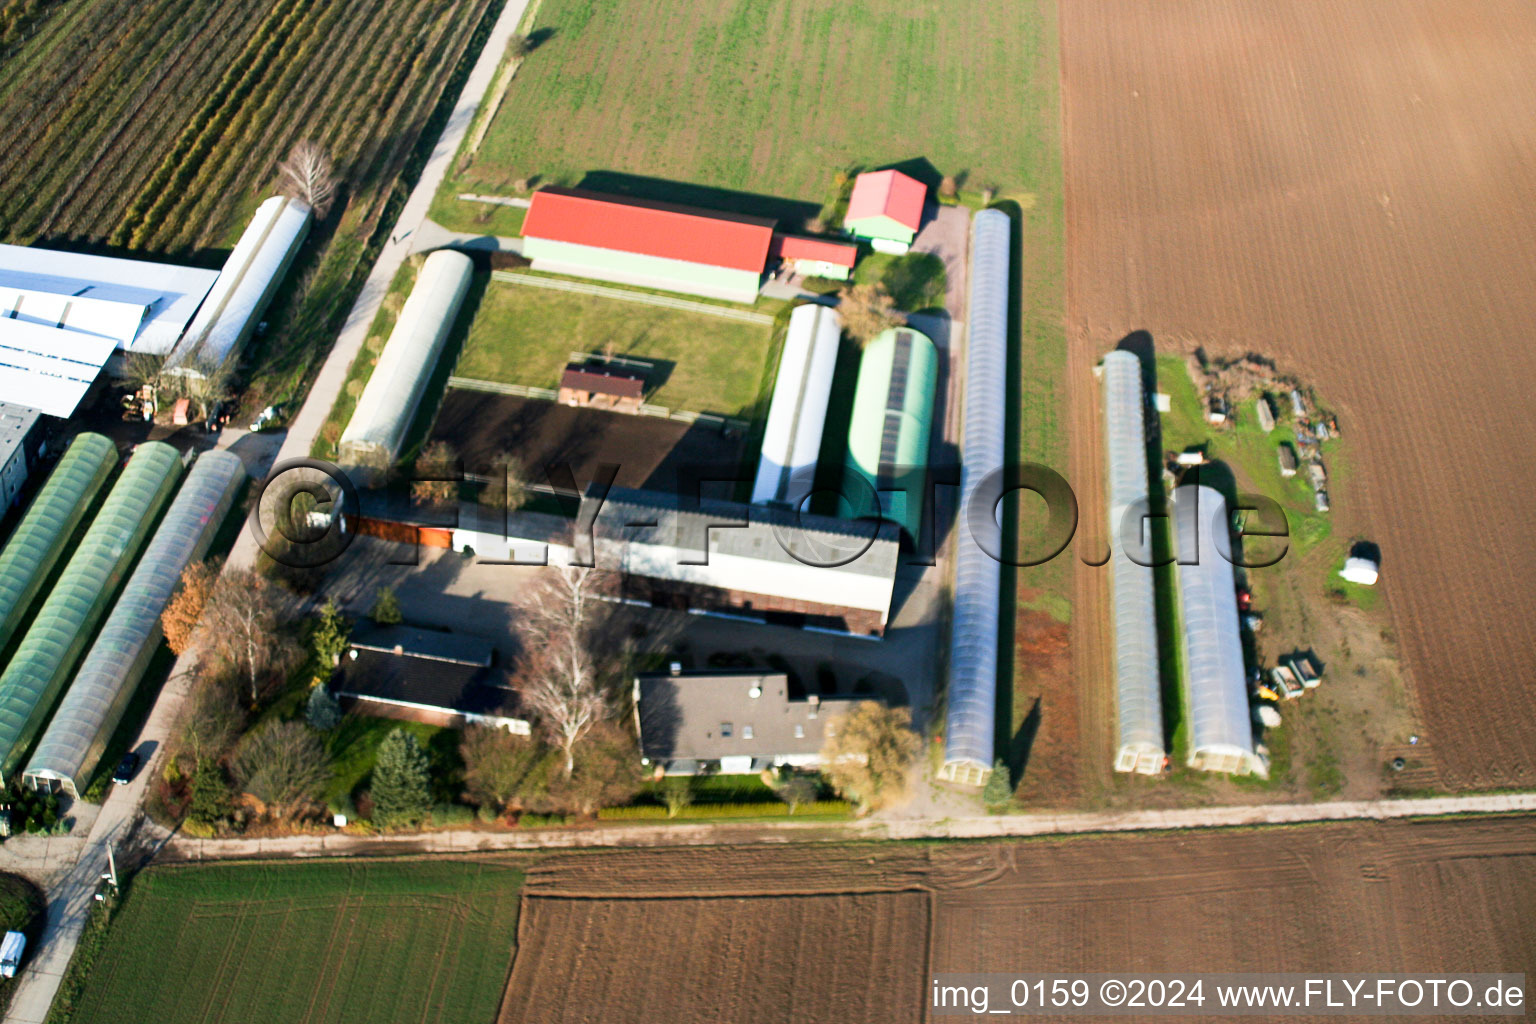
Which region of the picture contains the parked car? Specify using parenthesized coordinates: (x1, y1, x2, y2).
(1, 931, 25, 978)
(111, 752, 140, 785)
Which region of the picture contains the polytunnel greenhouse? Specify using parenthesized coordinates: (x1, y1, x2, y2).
(167, 195, 312, 374)
(1103, 351, 1166, 775)
(1173, 484, 1264, 777)
(25, 450, 244, 795)
(941, 209, 1010, 786)
(339, 249, 474, 477)
(842, 325, 937, 542)
(751, 303, 841, 506)
(0, 441, 182, 782)
(0, 432, 116, 653)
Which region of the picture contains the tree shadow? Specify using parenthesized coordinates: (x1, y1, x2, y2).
(1006, 697, 1043, 784)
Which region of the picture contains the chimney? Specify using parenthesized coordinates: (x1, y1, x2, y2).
(669, 661, 682, 676)
(808, 694, 819, 719)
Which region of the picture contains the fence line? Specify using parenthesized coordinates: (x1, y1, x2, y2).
(490, 270, 775, 324)
(447, 377, 749, 432)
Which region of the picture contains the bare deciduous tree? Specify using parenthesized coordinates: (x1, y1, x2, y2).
(175, 664, 246, 766)
(518, 567, 613, 775)
(231, 721, 330, 820)
(820, 701, 921, 812)
(837, 282, 906, 344)
(277, 140, 338, 217)
(201, 568, 290, 704)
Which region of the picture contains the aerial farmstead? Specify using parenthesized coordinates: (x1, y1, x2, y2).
(24, 451, 245, 796)
(941, 210, 1011, 787)
(1101, 351, 1167, 776)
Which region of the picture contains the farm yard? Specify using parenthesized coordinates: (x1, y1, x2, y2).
(59, 859, 523, 1024)
(453, 274, 785, 418)
(438, 0, 1061, 228)
(1059, 0, 1536, 791)
(0, 0, 502, 406)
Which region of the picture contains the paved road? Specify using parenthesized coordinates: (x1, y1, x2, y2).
(0, 3, 533, 1019)
(158, 791, 1536, 862)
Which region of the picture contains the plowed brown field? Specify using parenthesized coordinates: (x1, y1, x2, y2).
(1060, 0, 1536, 788)
(497, 820, 1536, 1023)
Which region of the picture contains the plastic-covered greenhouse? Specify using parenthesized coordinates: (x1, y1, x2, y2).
(166, 196, 311, 375)
(941, 210, 1010, 786)
(1103, 352, 1166, 775)
(339, 249, 474, 477)
(24, 450, 244, 795)
(1173, 484, 1263, 777)
(0, 441, 182, 782)
(751, 303, 841, 506)
(842, 325, 937, 541)
(0, 432, 116, 654)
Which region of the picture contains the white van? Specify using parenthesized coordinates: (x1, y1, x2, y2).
(0, 931, 24, 978)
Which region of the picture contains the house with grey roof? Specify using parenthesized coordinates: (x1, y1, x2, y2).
(634, 667, 873, 775)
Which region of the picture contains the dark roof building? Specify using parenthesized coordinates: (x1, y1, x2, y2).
(331, 624, 528, 732)
(559, 363, 646, 401)
(634, 668, 870, 775)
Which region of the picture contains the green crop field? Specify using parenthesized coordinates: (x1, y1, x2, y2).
(439, 0, 1059, 232)
(454, 273, 784, 418)
(64, 859, 523, 1024)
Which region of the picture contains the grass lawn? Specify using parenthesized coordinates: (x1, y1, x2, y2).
(453, 275, 784, 418)
(324, 715, 463, 808)
(853, 252, 946, 313)
(65, 860, 522, 1024)
(436, 0, 1057, 233)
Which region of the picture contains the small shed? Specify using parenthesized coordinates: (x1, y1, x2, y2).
(770, 235, 858, 280)
(1255, 395, 1276, 432)
(558, 363, 646, 413)
(844, 170, 926, 253)
(1277, 442, 1298, 476)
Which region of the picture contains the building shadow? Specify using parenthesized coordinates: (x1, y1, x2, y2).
(575, 170, 821, 228)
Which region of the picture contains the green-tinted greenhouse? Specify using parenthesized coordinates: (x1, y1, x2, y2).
(0, 432, 117, 655)
(842, 326, 938, 541)
(25, 451, 245, 795)
(0, 441, 182, 782)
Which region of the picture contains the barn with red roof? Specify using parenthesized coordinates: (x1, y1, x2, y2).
(520, 187, 776, 303)
(769, 234, 859, 280)
(844, 169, 927, 253)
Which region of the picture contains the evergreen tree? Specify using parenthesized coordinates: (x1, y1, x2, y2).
(306, 683, 341, 731)
(311, 600, 351, 670)
(370, 729, 431, 827)
(982, 759, 1012, 808)
(369, 587, 402, 627)
(188, 759, 231, 826)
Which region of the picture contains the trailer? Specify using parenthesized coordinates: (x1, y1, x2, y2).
(1288, 655, 1322, 689)
(1270, 665, 1305, 700)
(0, 931, 24, 978)
(1255, 395, 1276, 432)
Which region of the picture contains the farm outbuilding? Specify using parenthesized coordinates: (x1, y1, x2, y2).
(331, 624, 529, 733)
(842, 325, 938, 542)
(0, 441, 182, 783)
(166, 196, 312, 375)
(844, 170, 926, 253)
(1102, 351, 1166, 775)
(0, 403, 41, 509)
(1173, 485, 1265, 777)
(751, 303, 842, 506)
(941, 210, 1010, 786)
(521, 187, 775, 303)
(558, 363, 646, 413)
(338, 250, 474, 477)
(23, 450, 244, 796)
(1277, 442, 1299, 476)
(0, 432, 117, 657)
(769, 235, 858, 280)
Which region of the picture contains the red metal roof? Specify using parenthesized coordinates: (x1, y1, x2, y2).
(845, 170, 926, 232)
(523, 187, 775, 273)
(770, 234, 859, 268)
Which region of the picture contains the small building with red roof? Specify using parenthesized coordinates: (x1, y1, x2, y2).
(769, 234, 860, 281)
(844, 169, 927, 253)
(521, 187, 776, 303)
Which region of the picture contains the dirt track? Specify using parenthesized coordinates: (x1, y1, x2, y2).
(1060, 0, 1536, 789)
(496, 817, 1536, 1023)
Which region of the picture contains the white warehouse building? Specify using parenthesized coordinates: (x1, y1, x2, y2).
(1103, 351, 1166, 775)
(338, 249, 473, 477)
(1173, 484, 1265, 777)
(751, 303, 841, 506)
